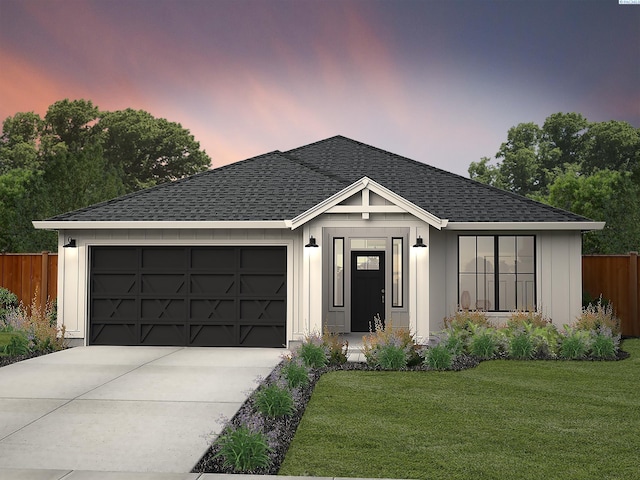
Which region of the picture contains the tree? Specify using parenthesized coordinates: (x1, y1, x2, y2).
(581, 120, 640, 176)
(100, 109, 211, 191)
(469, 113, 640, 254)
(467, 157, 499, 186)
(544, 169, 640, 254)
(493, 122, 542, 196)
(538, 112, 589, 174)
(0, 112, 42, 173)
(0, 168, 53, 252)
(0, 99, 212, 252)
(43, 99, 100, 149)
(39, 141, 124, 219)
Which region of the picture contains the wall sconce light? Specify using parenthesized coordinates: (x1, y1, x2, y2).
(413, 236, 427, 248)
(305, 236, 319, 248)
(63, 238, 77, 248)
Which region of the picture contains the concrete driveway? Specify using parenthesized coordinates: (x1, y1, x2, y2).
(0, 346, 284, 473)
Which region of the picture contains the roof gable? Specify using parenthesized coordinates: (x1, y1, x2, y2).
(287, 176, 448, 230)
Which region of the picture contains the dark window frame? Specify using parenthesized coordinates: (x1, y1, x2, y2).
(458, 235, 536, 312)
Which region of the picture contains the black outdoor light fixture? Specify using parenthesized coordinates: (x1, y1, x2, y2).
(413, 236, 427, 248)
(305, 236, 319, 248)
(63, 238, 77, 248)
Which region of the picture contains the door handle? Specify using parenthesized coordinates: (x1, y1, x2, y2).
(381, 288, 385, 304)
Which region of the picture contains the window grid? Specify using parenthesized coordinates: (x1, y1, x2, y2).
(458, 235, 536, 312)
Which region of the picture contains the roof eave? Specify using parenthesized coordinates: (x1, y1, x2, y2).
(444, 221, 606, 231)
(32, 220, 290, 230)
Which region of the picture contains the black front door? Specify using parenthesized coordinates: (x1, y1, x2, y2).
(351, 251, 385, 332)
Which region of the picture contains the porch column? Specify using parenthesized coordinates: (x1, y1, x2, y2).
(411, 226, 430, 343)
(302, 225, 323, 335)
(59, 231, 83, 342)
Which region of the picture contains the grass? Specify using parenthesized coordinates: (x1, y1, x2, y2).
(279, 339, 640, 480)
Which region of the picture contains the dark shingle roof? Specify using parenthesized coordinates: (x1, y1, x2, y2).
(46, 136, 590, 223)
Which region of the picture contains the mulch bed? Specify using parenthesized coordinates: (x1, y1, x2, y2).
(0, 350, 54, 368)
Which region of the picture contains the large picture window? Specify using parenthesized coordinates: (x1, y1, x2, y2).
(458, 235, 535, 311)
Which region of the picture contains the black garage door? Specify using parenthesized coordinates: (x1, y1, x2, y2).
(89, 246, 286, 347)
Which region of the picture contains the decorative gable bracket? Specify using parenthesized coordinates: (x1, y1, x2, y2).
(285, 177, 448, 230)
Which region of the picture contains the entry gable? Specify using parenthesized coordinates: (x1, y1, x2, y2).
(286, 177, 448, 230)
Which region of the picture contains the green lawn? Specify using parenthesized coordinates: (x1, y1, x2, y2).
(279, 339, 640, 480)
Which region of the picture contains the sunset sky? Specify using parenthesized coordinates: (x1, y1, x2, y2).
(1, 0, 638, 176)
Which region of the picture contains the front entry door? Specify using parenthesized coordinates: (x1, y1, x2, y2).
(351, 251, 385, 332)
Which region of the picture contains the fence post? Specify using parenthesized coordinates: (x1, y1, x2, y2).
(41, 251, 49, 311)
(629, 252, 639, 337)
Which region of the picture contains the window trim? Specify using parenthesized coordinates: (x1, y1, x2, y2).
(458, 235, 536, 312)
(392, 237, 403, 308)
(333, 237, 344, 307)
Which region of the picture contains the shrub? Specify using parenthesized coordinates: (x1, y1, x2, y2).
(590, 328, 619, 360)
(469, 328, 499, 360)
(582, 291, 611, 310)
(444, 310, 491, 330)
(530, 324, 561, 357)
(254, 384, 294, 418)
(297, 334, 328, 369)
(506, 310, 551, 329)
(508, 331, 535, 360)
(25, 295, 65, 353)
(442, 329, 468, 356)
(322, 327, 348, 365)
(362, 316, 416, 368)
(1, 291, 65, 353)
(376, 344, 407, 370)
(363, 315, 415, 349)
(2, 306, 27, 332)
(424, 343, 453, 370)
(214, 425, 271, 472)
(280, 358, 309, 389)
(560, 328, 590, 360)
(0, 287, 18, 324)
(576, 298, 620, 335)
(2, 332, 29, 356)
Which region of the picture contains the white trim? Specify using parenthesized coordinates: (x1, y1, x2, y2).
(288, 177, 448, 230)
(444, 221, 605, 231)
(326, 205, 405, 214)
(33, 220, 288, 230)
(56, 231, 298, 346)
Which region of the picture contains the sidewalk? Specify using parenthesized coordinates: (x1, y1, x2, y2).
(0, 469, 405, 480)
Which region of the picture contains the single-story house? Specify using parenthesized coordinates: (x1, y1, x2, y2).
(34, 136, 604, 347)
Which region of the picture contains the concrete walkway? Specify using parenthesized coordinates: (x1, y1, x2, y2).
(0, 469, 399, 480)
(0, 346, 284, 473)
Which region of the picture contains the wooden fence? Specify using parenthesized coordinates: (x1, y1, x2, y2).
(0, 252, 58, 312)
(583, 252, 640, 337)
